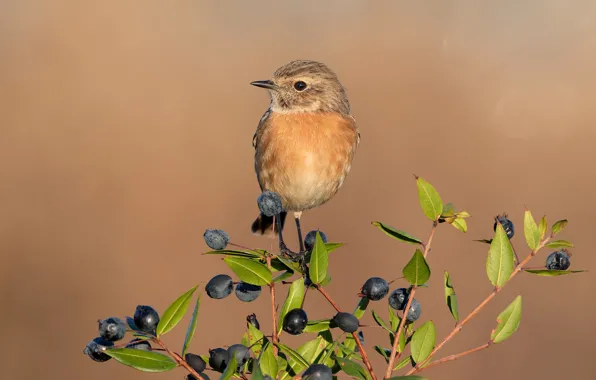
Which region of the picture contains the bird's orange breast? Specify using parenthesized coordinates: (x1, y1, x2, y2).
(254, 112, 359, 211)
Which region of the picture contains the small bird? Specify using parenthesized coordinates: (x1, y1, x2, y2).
(250, 60, 360, 255)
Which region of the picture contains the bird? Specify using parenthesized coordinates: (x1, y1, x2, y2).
(249, 60, 360, 256)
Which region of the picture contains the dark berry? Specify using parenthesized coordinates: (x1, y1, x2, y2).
(361, 277, 389, 301)
(406, 299, 422, 322)
(83, 337, 114, 362)
(283, 308, 308, 335)
(98, 317, 127, 341)
(185, 353, 206, 373)
(388, 288, 409, 311)
(332, 312, 359, 333)
(187, 374, 210, 380)
(227, 344, 250, 371)
(235, 282, 262, 302)
(133, 305, 160, 333)
(246, 313, 260, 330)
(302, 364, 333, 380)
(257, 191, 283, 217)
(209, 348, 228, 372)
(546, 250, 571, 270)
(206, 274, 234, 299)
(125, 338, 152, 351)
(494, 214, 515, 239)
(203, 229, 229, 250)
(304, 230, 328, 251)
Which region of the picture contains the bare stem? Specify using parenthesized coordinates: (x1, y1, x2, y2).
(406, 238, 550, 375)
(155, 339, 202, 379)
(384, 221, 437, 379)
(266, 255, 279, 354)
(316, 286, 377, 380)
(418, 342, 491, 371)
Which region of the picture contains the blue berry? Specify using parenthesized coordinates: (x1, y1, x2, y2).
(185, 353, 207, 373)
(227, 344, 250, 371)
(388, 288, 409, 311)
(361, 277, 389, 301)
(209, 348, 228, 372)
(126, 338, 152, 351)
(187, 375, 210, 380)
(494, 214, 515, 239)
(257, 191, 283, 217)
(546, 250, 571, 270)
(98, 317, 127, 341)
(235, 282, 261, 302)
(133, 305, 160, 333)
(203, 229, 229, 250)
(304, 230, 328, 250)
(332, 312, 359, 333)
(283, 308, 308, 335)
(83, 337, 114, 362)
(206, 274, 234, 299)
(406, 299, 422, 322)
(302, 364, 332, 380)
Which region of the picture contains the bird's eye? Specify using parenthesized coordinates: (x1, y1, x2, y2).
(293, 81, 307, 91)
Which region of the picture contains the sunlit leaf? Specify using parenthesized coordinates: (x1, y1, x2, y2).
(545, 240, 574, 249)
(303, 319, 331, 333)
(491, 295, 522, 344)
(551, 219, 568, 236)
(450, 217, 467, 233)
(156, 284, 198, 336)
(524, 269, 586, 276)
(259, 342, 278, 378)
(538, 216, 547, 240)
(371, 222, 423, 245)
(202, 249, 262, 258)
(403, 249, 431, 286)
(219, 354, 237, 380)
(309, 232, 329, 285)
(278, 278, 305, 335)
(104, 348, 176, 372)
(415, 176, 443, 221)
(335, 357, 369, 380)
(524, 209, 540, 250)
(274, 343, 309, 374)
(394, 355, 411, 370)
(486, 222, 515, 287)
(182, 292, 201, 356)
(353, 297, 370, 319)
(297, 336, 328, 364)
(224, 257, 272, 286)
(410, 321, 436, 364)
(444, 271, 459, 322)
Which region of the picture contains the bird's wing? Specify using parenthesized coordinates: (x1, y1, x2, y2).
(252, 108, 272, 150)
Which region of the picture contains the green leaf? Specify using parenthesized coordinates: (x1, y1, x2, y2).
(156, 284, 198, 336)
(538, 216, 547, 240)
(246, 322, 265, 356)
(219, 354, 238, 380)
(353, 297, 370, 319)
(251, 356, 265, 380)
(371, 222, 423, 245)
(491, 295, 522, 344)
(443, 271, 459, 322)
(297, 336, 328, 364)
(224, 257, 272, 286)
(104, 348, 177, 372)
(374, 346, 390, 362)
(388, 305, 400, 331)
(486, 222, 515, 287)
(309, 232, 329, 285)
(403, 249, 431, 286)
(551, 219, 568, 236)
(203, 249, 262, 258)
(524, 209, 540, 250)
(259, 342, 278, 378)
(545, 240, 574, 249)
(372, 310, 391, 331)
(325, 242, 344, 252)
(475, 239, 493, 244)
(182, 292, 201, 356)
(273, 270, 294, 283)
(303, 319, 331, 333)
(335, 357, 369, 380)
(387, 377, 427, 380)
(524, 269, 586, 276)
(277, 355, 289, 377)
(415, 176, 443, 221)
(278, 277, 305, 334)
(274, 343, 309, 373)
(410, 321, 436, 364)
(450, 217, 467, 233)
(394, 355, 411, 370)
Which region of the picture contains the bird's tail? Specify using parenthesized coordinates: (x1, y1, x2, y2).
(251, 211, 287, 238)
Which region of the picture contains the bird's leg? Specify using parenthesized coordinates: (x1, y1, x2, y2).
(276, 213, 297, 258)
(294, 211, 306, 253)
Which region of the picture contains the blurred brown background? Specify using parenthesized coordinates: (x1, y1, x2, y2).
(1, 1, 595, 379)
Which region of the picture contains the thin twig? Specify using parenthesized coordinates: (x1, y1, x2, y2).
(266, 255, 279, 355)
(316, 286, 377, 380)
(406, 238, 550, 375)
(418, 342, 491, 371)
(384, 221, 437, 378)
(155, 339, 202, 379)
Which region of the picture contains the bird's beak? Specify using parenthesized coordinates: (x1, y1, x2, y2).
(250, 80, 277, 90)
